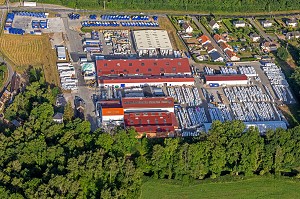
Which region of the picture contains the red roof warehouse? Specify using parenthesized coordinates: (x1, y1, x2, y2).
(96, 58, 191, 76)
(204, 74, 248, 85)
(124, 112, 178, 135)
(122, 97, 174, 109)
(205, 75, 248, 81)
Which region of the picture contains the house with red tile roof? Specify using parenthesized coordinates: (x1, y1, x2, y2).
(213, 34, 226, 43)
(197, 34, 211, 45)
(225, 50, 240, 61)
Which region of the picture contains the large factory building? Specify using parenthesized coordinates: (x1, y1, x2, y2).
(96, 58, 191, 76)
(97, 97, 177, 137)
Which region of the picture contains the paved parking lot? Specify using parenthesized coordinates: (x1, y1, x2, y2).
(13, 15, 66, 33)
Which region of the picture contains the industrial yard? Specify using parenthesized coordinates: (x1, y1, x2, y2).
(0, 9, 299, 137)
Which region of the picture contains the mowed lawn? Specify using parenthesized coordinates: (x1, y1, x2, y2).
(140, 177, 300, 199)
(0, 34, 59, 85)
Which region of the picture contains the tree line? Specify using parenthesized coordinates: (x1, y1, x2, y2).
(10, 0, 300, 12)
(0, 69, 300, 198)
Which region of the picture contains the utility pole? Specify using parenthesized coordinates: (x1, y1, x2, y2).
(104, 1, 106, 10)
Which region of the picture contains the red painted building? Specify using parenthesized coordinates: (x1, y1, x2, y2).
(205, 74, 248, 85)
(96, 58, 191, 76)
(124, 111, 178, 137)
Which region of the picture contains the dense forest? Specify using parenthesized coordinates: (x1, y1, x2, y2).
(10, 0, 300, 12)
(0, 69, 300, 198)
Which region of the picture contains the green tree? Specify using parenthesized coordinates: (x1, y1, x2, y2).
(277, 47, 288, 61)
(64, 101, 74, 122)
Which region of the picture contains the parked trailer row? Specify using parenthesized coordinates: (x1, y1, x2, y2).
(81, 21, 119, 27)
(101, 15, 131, 20)
(4, 13, 14, 31)
(14, 11, 46, 18)
(223, 86, 272, 103)
(31, 20, 48, 29)
(120, 21, 159, 27)
(68, 13, 80, 20)
(167, 86, 202, 106)
(8, 28, 25, 35)
(57, 63, 78, 90)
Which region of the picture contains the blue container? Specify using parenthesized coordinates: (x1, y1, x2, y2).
(209, 83, 220, 87)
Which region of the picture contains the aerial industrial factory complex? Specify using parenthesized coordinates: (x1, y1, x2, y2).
(1, 9, 297, 138)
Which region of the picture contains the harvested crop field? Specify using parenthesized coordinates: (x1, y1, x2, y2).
(0, 34, 59, 85)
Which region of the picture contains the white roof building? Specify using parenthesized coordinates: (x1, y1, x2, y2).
(133, 30, 173, 54)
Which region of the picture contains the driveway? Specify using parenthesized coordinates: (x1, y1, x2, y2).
(248, 18, 277, 42)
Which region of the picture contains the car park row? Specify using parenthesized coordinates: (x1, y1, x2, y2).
(167, 86, 202, 106)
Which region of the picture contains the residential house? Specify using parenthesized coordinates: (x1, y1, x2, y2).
(178, 20, 184, 25)
(209, 51, 224, 62)
(209, 19, 220, 30)
(213, 34, 226, 43)
(53, 113, 64, 123)
(219, 42, 233, 52)
(261, 20, 273, 28)
(233, 20, 246, 28)
(182, 22, 193, 33)
(286, 31, 300, 40)
(249, 33, 260, 42)
(286, 18, 298, 27)
(204, 43, 216, 53)
(261, 42, 278, 52)
(197, 34, 211, 45)
(225, 50, 240, 61)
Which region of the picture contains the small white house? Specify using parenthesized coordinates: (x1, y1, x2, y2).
(182, 22, 193, 33)
(286, 31, 300, 40)
(209, 20, 220, 30)
(261, 20, 273, 28)
(233, 20, 246, 28)
(286, 19, 298, 27)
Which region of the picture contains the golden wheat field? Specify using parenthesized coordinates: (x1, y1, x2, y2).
(0, 34, 59, 85)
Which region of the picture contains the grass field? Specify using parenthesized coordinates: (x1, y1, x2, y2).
(0, 34, 59, 85)
(140, 177, 300, 199)
(159, 17, 186, 51)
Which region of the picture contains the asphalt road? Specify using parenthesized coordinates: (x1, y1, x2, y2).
(191, 16, 227, 61)
(0, 56, 14, 89)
